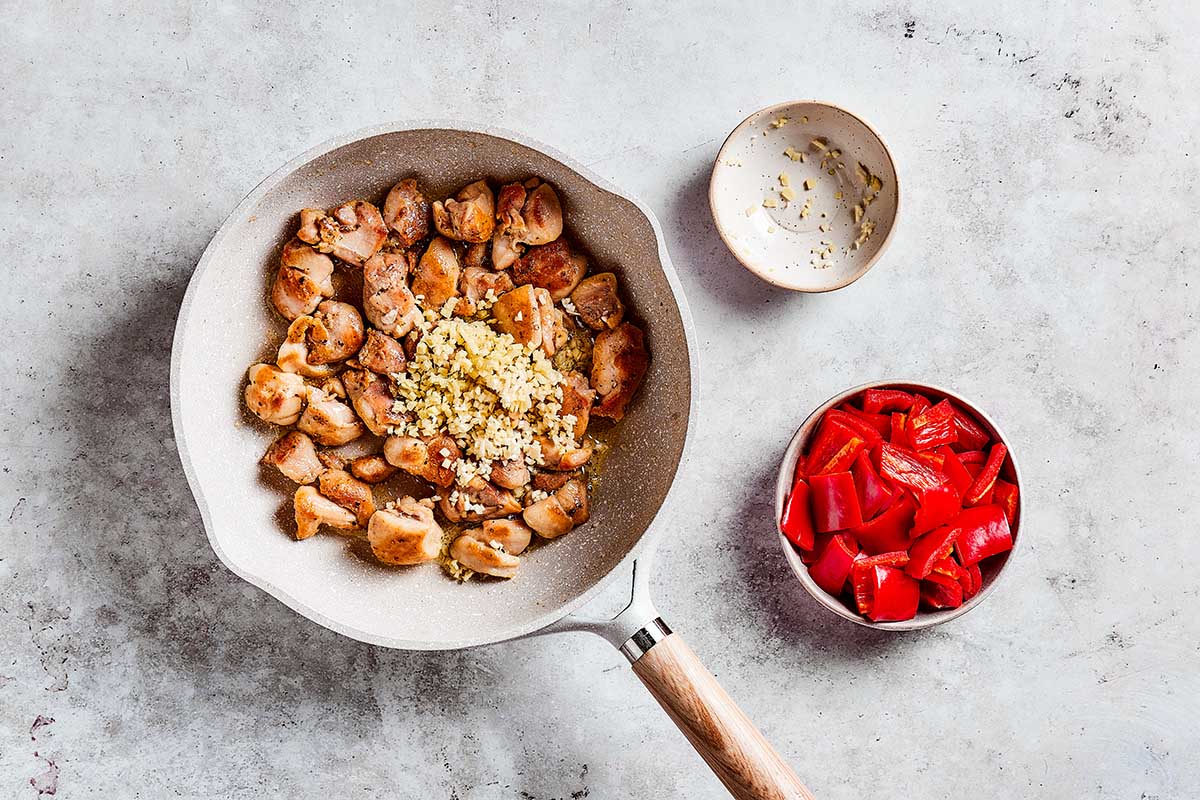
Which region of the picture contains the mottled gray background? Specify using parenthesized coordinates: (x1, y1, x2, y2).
(2, 1, 1196, 798)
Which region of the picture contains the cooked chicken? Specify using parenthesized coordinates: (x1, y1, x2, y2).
(511, 239, 587, 300)
(362, 252, 421, 337)
(297, 200, 387, 265)
(463, 241, 491, 270)
(317, 449, 347, 470)
(533, 435, 593, 470)
(490, 458, 531, 490)
(356, 329, 407, 375)
(348, 454, 398, 484)
(411, 236, 461, 310)
(439, 477, 522, 523)
(492, 180, 565, 270)
(532, 470, 572, 492)
(262, 431, 323, 484)
(271, 239, 335, 320)
(342, 367, 407, 437)
(297, 385, 365, 445)
(294, 485, 357, 540)
(316, 374, 347, 399)
(491, 285, 550, 351)
(591, 322, 648, 421)
(570, 272, 625, 331)
(456, 266, 514, 316)
(245, 363, 307, 425)
(449, 531, 521, 579)
(318, 468, 376, 527)
(382, 178, 430, 247)
(523, 478, 589, 538)
(277, 317, 335, 379)
(367, 497, 442, 565)
(383, 434, 460, 487)
(431, 180, 495, 243)
(478, 518, 533, 554)
(308, 301, 365, 364)
(559, 371, 596, 440)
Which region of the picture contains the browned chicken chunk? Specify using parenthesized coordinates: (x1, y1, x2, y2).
(490, 458, 531, 490)
(277, 316, 335, 379)
(591, 322, 648, 421)
(523, 478, 589, 538)
(271, 239, 335, 320)
(294, 485, 357, 540)
(368, 497, 442, 565)
(532, 471, 573, 492)
(343, 367, 408, 436)
(511, 239, 587, 300)
(262, 431, 323, 484)
(533, 435, 593, 470)
(491, 285, 553, 352)
(245, 363, 307, 425)
(318, 468, 376, 527)
(439, 477, 522, 523)
(432, 180, 495, 243)
(348, 454, 398, 484)
(356, 329, 407, 375)
(363, 252, 421, 337)
(570, 272, 625, 331)
(383, 434, 460, 487)
(559, 371, 596, 440)
(297, 200, 387, 265)
(412, 236, 461, 310)
(382, 178, 430, 247)
(492, 180, 564, 269)
(463, 241, 491, 270)
(449, 524, 527, 579)
(456, 266, 514, 316)
(297, 384, 365, 445)
(308, 301, 365, 363)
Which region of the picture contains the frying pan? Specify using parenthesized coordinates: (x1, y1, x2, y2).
(171, 121, 813, 799)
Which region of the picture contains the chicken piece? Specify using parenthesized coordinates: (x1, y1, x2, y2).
(463, 241, 491, 270)
(356, 329, 407, 375)
(308, 301, 365, 364)
(244, 363, 307, 425)
(559, 370, 596, 440)
(490, 284, 561, 355)
(348, 454, 398, 484)
(318, 468, 376, 527)
(532, 470, 572, 492)
(296, 200, 387, 266)
(523, 478, 589, 538)
(382, 178, 431, 248)
(297, 385, 365, 445)
(367, 496, 443, 565)
(533, 435, 593, 470)
(294, 485, 357, 540)
(271, 239, 335, 321)
(439, 477, 522, 523)
(277, 316, 335, 379)
(449, 530, 521, 579)
(316, 374, 346, 399)
(383, 434, 460, 487)
(317, 449, 347, 470)
(591, 322, 649, 421)
(261, 431, 323, 484)
(431, 180, 495, 243)
(411, 236, 461, 311)
(511, 239, 587, 300)
(492, 180, 565, 270)
(455, 266, 514, 316)
(490, 458, 531, 490)
(363, 252, 421, 337)
(479, 518, 533, 555)
(342, 367, 407, 437)
(570, 272, 625, 331)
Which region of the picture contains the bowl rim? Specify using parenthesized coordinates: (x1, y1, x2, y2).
(774, 379, 1023, 630)
(708, 99, 901, 293)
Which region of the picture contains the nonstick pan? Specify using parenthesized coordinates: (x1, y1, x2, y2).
(171, 121, 812, 799)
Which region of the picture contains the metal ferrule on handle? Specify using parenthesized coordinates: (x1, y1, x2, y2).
(619, 617, 673, 662)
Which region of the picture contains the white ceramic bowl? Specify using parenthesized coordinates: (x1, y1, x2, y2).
(709, 101, 899, 292)
(774, 381, 1023, 630)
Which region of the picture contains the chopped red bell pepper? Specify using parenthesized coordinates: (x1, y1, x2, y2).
(957, 450, 986, 466)
(809, 435, 866, 477)
(849, 493, 916, 554)
(844, 407, 892, 438)
(851, 451, 895, 520)
(862, 388, 916, 413)
(914, 450, 946, 473)
(909, 394, 932, 419)
(806, 416, 868, 476)
(808, 533, 859, 595)
(809, 472, 863, 532)
(863, 565, 920, 622)
(905, 524, 959, 579)
(938, 447, 975, 495)
(920, 572, 965, 609)
(800, 531, 834, 564)
(780, 479, 815, 550)
(878, 443, 947, 494)
(825, 408, 884, 448)
(907, 400, 959, 451)
(889, 412, 907, 445)
(850, 552, 912, 615)
(930, 557, 969, 593)
(911, 483, 962, 535)
(965, 563, 983, 598)
(951, 406, 992, 452)
(952, 504, 1012, 566)
(992, 479, 1020, 526)
(963, 443, 1008, 507)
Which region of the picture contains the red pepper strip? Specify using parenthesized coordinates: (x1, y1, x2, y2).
(862, 388, 916, 413)
(805, 416, 866, 475)
(849, 551, 910, 614)
(878, 443, 948, 494)
(809, 434, 866, 477)
(849, 493, 916, 555)
(851, 450, 895, 520)
(965, 563, 983, 598)
(845, 408, 892, 438)
(938, 447, 975, 495)
(964, 461, 983, 478)
(920, 573, 965, 609)
(912, 483, 962, 535)
(957, 450, 986, 465)
(914, 450, 945, 473)
(907, 400, 959, 451)
(909, 394, 932, 419)
(889, 412, 907, 445)
(963, 443, 1008, 507)
(906, 524, 959, 579)
(809, 472, 863, 532)
(930, 556, 968, 587)
(992, 479, 1020, 526)
(801, 532, 834, 565)
(953, 504, 1013, 566)
(825, 408, 884, 448)
(864, 565, 920, 622)
(951, 406, 992, 452)
(808, 533, 859, 596)
(779, 479, 815, 550)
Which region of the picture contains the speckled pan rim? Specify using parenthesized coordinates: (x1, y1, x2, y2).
(170, 119, 700, 651)
(774, 380, 1023, 630)
(708, 100, 901, 293)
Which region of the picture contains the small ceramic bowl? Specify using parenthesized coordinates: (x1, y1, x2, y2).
(709, 101, 899, 292)
(774, 381, 1022, 630)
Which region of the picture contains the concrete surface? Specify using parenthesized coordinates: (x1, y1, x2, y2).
(2, 2, 1197, 798)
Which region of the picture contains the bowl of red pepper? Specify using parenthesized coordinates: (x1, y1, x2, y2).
(775, 381, 1022, 629)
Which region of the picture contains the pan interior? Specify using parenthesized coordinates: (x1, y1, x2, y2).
(173, 127, 692, 649)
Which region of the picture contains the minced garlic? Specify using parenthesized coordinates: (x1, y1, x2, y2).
(803, 178, 816, 191)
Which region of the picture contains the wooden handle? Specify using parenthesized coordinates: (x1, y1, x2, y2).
(631, 633, 815, 800)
